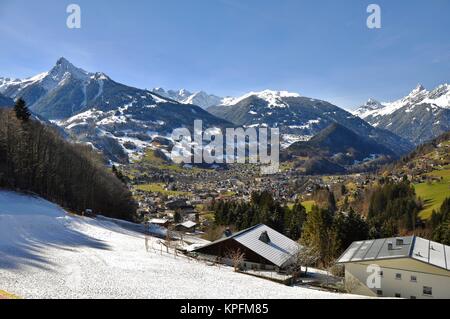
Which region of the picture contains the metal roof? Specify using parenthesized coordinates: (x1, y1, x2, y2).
(179, 221, 197, 228)
(193, 224, 300, 268)
(149, 218, 169, 224)
(337, 236, 450, 271)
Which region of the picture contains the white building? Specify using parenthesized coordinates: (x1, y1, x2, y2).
(337, 236, 450, 299)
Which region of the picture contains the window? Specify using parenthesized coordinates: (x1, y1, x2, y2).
(377, 290, 383, 296)
(410, 296, 417, 299)
(423, 286, 433, 296)
(395, 293, 401, 298)
(411, 275, 417, 282)
(395, 273, 402, 280)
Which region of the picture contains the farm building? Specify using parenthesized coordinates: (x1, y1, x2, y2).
(149, 218, 171, 228)
(337, 236, 450, 299)
(192, 224, 301, 270)
(175, 221, 197, 233)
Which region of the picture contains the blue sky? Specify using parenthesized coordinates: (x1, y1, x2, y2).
(0, 0, 449, 109)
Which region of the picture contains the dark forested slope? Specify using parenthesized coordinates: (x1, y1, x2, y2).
(0, 108, 137, 220)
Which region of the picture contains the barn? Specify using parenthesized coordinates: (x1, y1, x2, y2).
(192, 224, 301, 270)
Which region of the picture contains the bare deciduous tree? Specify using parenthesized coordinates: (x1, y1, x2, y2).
(290, 245, 321, 277)
(226, 248, 245, 272)
(344, 276, 360, 293)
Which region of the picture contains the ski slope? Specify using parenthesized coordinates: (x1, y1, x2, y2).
(0, 191, 359, 299)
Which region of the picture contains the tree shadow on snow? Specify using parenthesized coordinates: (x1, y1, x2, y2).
(0, 217, 111, 271)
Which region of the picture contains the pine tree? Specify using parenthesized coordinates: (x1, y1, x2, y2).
(300, 205, 335, 265)
(14, 98, 31, 122)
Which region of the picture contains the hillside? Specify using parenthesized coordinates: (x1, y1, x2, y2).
(387, 131, 450, 219)
(0, 108, 136, 220)
(283, 123, 395, 174)
(0, 190, 359, 299)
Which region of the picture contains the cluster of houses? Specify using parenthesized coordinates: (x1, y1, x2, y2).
(145, 198, 201, 234)
(175, 222, 450, 299)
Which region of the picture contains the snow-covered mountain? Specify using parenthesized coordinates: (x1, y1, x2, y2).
(0, 58, 231, 163)
(207, 90, 414, 155)
(353, 84, 450, 145)
(152, 88, 225, 109)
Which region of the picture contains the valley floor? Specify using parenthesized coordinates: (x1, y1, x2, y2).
(0, 191, 360, 299)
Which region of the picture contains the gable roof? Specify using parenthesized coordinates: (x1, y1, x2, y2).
(149, 218, 169, 225)
(178, 221, 197, 229)
(193, 224, 300, 268)
(337, 236, 450, 271)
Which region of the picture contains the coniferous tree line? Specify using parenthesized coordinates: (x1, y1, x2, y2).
(0, 101, 137, 220)
(367, 180, 421, 237)
(300, 206, 369, 266)
(430, 198, 450, 245)
(211, 191, 301, 238)
(211, 190, 369, 265)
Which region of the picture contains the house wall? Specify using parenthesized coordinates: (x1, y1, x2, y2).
(345, 259, 450, 299)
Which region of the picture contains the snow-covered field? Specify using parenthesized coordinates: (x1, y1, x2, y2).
(0, 191, 360, 299)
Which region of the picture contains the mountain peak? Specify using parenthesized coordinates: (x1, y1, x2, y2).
(49, 57, 90, 82)
(365, 98, 383, 107)
(56, 57, 71, 66)
(151, 87, 224, 109)
(410, 84, 426, 96)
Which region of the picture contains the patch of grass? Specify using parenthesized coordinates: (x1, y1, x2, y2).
(280, 161, 295, 172)
(142, 149, 167, 165)
(345, 181, 357, 192)
(414, 168, 450, 220)
(200, 212, 215, 222)
(301, 200, 316, 213)
(135, 183, 192, 196)
(140, 149, 207, 173)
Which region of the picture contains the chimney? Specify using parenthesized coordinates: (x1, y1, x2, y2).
(223, 228, 232, 238)
(387, 242, 393, 250)
(396, 238, 404, 246)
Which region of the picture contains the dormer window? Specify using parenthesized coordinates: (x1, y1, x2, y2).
(259, 231, 271, 244)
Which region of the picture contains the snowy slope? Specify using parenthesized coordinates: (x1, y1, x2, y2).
(0, 191, 360, 299)
(221, 90, 302, 108)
